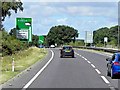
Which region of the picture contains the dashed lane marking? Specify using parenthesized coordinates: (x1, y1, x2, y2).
(101, 76, 110, 84)
(75, 52, 111, 86)
(87, 61, 91, 64)
(91, 64, 96, 68)
(95, 69, 101, 74)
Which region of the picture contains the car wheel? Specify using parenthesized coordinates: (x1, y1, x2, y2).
(107, 70, 111, 76)
(60, 55, 63, 58)
(111, 69, 114, 79)
(107, 67, 111, 76)
(72, 54, 74, 58)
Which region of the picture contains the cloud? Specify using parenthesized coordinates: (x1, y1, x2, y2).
(57, 18, 68, 24)
(18, 2, 118, 19)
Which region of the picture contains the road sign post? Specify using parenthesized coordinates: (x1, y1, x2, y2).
(104, 37, 108, 48)
(12, 58, 15, 72)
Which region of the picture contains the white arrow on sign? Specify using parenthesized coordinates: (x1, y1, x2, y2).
(39, 40, 43, 43)
(25, 23, 31, 26)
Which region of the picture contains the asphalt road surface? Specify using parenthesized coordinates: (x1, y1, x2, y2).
(1, 48, 120, 90)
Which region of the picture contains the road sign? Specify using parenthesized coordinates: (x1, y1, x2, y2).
(104, 37, 108, 42)
(39, 36, 44, 44)
(16, 18, 32, 42)
(85, 31, 93, 43)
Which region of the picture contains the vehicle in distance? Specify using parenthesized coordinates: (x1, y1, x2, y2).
(50, 45, 55, 48)
(39, 45, 44, 48)
(60, 45, 74, 58)
(106, 53, 120, 79)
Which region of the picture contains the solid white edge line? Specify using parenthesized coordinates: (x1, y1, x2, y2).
(22, 50, 54, 89)
(101, 76, 110, 84)
(91, 64, 96, 68)
(95, 69, 101, 74)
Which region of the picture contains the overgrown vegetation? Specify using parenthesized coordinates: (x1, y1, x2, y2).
(93, 25, 119, 47)
(68, 40, 84, 46)
(46, 25, 78, 46)
(0, 47, 47, 84)
(0, 31, 2, 57)
(1, 0, 25, 56)
(2, 28, 29, 56)
(1, 1, 23, 21)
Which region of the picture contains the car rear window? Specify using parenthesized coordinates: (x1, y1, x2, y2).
(63, 46, 72, 50)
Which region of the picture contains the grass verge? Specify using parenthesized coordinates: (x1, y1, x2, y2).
(0, 47, 47, 84)
(77, 48, 113, 56)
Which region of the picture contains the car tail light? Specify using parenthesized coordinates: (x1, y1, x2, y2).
(113, 62, 120, 65)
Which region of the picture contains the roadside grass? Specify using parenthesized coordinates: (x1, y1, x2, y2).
(0, 31, 2, 57)
(0, 47, 47, 84)
(79, 48, 104, 53)
(77, 48, 113, 56)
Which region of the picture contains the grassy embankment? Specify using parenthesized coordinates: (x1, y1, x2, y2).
(0, 47, 47, 84)
(0, 31, 2, 57)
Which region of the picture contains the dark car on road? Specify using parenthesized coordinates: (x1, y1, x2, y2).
(106, 53, 120, 79)
(60, 45, 74, 58)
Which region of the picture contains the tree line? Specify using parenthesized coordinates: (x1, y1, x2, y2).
(46, 25, 79, 46)
(93, 25, 119, 47)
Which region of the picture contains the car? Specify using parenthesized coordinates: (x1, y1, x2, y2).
(60, 45, 74, 58)
(50, 45, 55, 48)
(106, 53, 120, 79)
(39, 45, 44, 48)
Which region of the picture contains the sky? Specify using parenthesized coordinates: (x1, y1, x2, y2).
(3, 0, 119, 39)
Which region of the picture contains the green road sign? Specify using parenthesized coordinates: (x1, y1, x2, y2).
(16, 18, 32, 42)
(39, 36, 44, 44)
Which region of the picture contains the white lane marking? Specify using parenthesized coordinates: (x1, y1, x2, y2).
(101, 76, 110, 84)
(95, 69, 101, 74)
(23, 50, 54, 89)
(81, 56, 84, 58)
(84, 58, 87, 61)
(82, 57, 86, 60)
(87, 61, 91, 64)
(91, 64, 96, 68)
(75, 51, 112, 86)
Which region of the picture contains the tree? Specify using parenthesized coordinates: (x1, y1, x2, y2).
(93, 25, 120, 47)
(46, 25, 78, 46)
(0, 1, 23, 29)
(32, 35, 39, 46)
(9, 28, 17, 38)
(1, 1, 23, 21)
(2, 28, 28, 56)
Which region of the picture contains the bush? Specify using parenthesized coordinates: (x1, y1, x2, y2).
(2, 29, 29, 56)
(68, 41, 85, 46)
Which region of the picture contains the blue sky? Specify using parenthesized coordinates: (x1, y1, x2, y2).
(3, 1, 119, 39)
